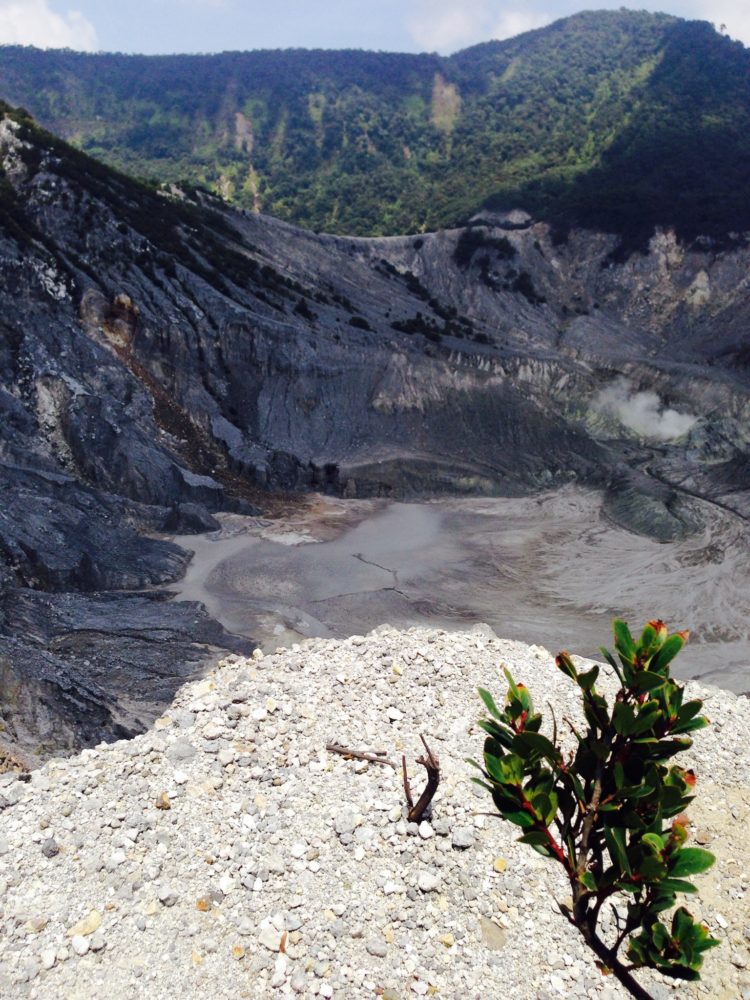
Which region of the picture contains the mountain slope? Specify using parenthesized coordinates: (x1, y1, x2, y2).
(1, 10, 749, 243)
(1, 102, 749, 757)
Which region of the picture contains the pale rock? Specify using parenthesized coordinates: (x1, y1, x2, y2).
(40, 948, 56, 970)
(71, 935, 89, 957)
(67, 910, 102, 937)
(258, 920, 284, 952)
(417, 871, 440, 893)
(451, 827, 475, 850)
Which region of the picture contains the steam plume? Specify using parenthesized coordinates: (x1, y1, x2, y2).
(593, 378, 697, 441)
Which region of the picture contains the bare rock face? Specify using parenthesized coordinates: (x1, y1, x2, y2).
(0, 110, 748, 757)
(0, 591, 253, 756)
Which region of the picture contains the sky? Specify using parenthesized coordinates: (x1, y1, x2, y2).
(0, 0, 748, 55)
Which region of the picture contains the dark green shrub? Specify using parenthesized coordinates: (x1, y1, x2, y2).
(511, 269, 546, 305)
(453, 228, 515, 270)
(348, 315, 371, 331)
(294, 297, 316, 321)
(472, 619, 719, 999)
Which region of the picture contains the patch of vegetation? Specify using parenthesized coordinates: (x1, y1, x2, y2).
(511, 270, 546, 305)
(3, 12, 750, 247)
(348, 315, 371, 331)
(473, 619, 719, 997)
(391, 312, 441, 341)
(453, 228, 515, 269)
(293, 296, 317, 321)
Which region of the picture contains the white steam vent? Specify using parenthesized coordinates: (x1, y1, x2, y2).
(593, 377, 698, 441)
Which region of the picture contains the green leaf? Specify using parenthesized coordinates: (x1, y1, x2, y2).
(511, 730, 558, 759)
(633, 737, 691, 760)
(652, 921, 671, 950)
(527, 789, 557, 826)
(487, 751, 526, 786)
(477, 720, 514, 747)
(631, 705, 662, 735)
(517, 830, 549, 848)
(613, 701, 636, 736)
(659, 877, 699, 895)
(501, 808, 536, 829)
(603, 822, 631, 875)
(566, 768, 586, 802)
(591, 739, 610, 761)
(517, 831, 555, 858)
(577, 665, 599, 690)
(503, 667, 522, 700)
(613, 619, 637, 663)
(524, 713, 543, 733)
(621, 783, 655, 800)
(650, 633, 686, 672)
(478, 687, 504, 720)
(484, 748, 518, 785)
(633, 670, 667, 693)
(638, 620, 658, 650)
(492, 787, 522, 812)
(672, 717, 708, 735)
(650, 891, 677, 914)
(627, 936, 647, 966)
(582, 695, 610, 731)
(530, 791, 551, 823)
(638, 855, 667, 880)
(579, 870, 597, 891)
(599, 645, 625, 684)
(484, 754, 505, 785)
(543, 790, 558, 825)
(555, 652, 578, 681)
(641, 832, 665, 854)
(620, 659, 636, 686)
(675, 700, 705, 725)
(470, 776, 493, 793)
(672, 905, 696, 938)
(669, 848, 716, 877)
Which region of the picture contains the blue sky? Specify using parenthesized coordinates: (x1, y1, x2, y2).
(2, 1, 748, 54)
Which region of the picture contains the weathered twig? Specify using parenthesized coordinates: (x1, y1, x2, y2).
(402, 734, 440, 824)
(402, 754, 414, 811)
(326, 742, 397, 769)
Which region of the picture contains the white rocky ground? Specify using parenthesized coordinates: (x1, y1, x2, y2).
(0, 626, 748, 1000)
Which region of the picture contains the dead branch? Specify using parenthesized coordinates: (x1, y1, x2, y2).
(326, 742, 397, 769)
(402, 734, 440, 824)
(402, 754, 413, 811)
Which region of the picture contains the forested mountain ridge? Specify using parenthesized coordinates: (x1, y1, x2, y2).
(1, 9, 749, 244)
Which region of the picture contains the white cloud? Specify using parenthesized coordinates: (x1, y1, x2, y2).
(0, 0, 98, 50)
(689, 1, 750, 45)
(407, 2, 550, 53)
(491, 11, 551, 42)
(407, 5, 484, 52)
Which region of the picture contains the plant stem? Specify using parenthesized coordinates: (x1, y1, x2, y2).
(578, 927, 657, 1000)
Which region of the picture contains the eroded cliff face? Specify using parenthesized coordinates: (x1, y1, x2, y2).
(0, 110, 748, 758)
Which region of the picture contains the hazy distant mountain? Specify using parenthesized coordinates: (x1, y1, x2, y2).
(1, 10, 749, 245)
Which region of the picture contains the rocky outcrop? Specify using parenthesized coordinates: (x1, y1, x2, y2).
(0, 627, 746, 998)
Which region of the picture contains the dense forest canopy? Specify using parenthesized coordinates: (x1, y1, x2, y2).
(1, 9, 749, 244)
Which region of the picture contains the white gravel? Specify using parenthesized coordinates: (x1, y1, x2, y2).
(0, 624, 748, 1000)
